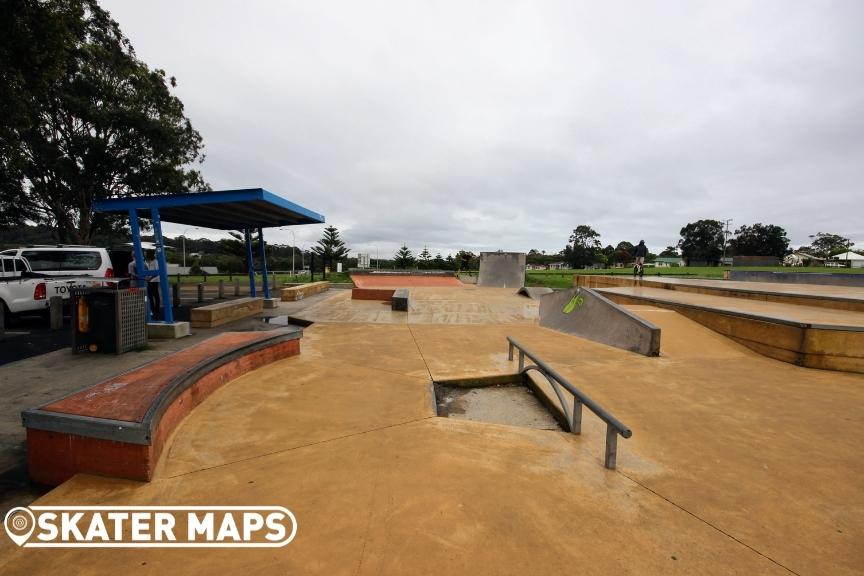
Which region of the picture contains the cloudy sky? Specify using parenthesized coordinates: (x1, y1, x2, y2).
(101, 0, 863, 257)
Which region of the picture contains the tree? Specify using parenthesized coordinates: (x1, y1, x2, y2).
(311, 226, 349, 276)
(418, 246, 431, 268)
(393, 245, 414, 268)
(0, 0, 207, 243)
(455, 250, 477, 271)
(658, 246, 679, 257)
(728, 223, 790, 257)
(677, 220, 725, 265)
(608, 241, 633, 266)
(568, 225, 601, 269)
(807, 232, 851, 258)
(433, 253, 444, 269)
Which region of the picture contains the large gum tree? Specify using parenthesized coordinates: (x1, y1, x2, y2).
(0, 0, 208, 243)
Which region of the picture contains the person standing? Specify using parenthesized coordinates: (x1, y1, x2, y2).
(145, 250, 161, 318)
(633, 240, 648, 277)
(127, 255, 138, 282)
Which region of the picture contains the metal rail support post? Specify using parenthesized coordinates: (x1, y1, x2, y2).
(150, 208, 174, 323)
(245, 228, 256, 297)
(258, 227, 270, 299)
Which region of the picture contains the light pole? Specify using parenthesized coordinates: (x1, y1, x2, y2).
(181, 227, 197, 269)
(290, 230, 296, 277)
(721, 219, 733, 264)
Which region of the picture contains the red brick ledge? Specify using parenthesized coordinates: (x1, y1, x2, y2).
(351, 288, 395, 301)
(22, 329, 302, 485)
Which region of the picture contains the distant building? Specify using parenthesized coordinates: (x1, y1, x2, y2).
(831, 251, 864, 269)
(548, 261, 569, 270)
(784, 252, 825, 267)
(655, 256, 684, 268)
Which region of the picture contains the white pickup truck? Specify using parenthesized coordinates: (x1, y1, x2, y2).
(0, 255, 100, 325)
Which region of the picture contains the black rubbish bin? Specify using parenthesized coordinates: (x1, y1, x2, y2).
(71, 287, 147, 354)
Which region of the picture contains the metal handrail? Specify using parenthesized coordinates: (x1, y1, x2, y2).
(507, 336, 632, 469)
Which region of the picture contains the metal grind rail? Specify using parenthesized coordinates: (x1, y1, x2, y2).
(507, 336, 632, 469)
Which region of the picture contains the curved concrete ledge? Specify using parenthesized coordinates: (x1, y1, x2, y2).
(22, 328, 303, 485)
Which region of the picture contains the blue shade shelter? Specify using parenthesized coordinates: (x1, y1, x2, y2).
(93, 188, 325, 324)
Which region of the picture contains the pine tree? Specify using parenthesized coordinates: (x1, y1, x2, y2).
(418, 246, 431, 269)
(394, 245, 414, 269)
(311, 226, 350, 277)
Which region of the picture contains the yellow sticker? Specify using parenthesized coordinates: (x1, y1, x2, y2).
(563, 290, 585, 314)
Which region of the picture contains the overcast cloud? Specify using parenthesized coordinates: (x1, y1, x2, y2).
(100, 0, 864, 257)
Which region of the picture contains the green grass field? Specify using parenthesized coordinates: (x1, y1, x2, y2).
(526, 266, 864, 289)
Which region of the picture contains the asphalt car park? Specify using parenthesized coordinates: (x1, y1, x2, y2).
(0, 313, 73, 366)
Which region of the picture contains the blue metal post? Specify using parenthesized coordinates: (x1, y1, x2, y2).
(245, 228, 256, 297)
(151, 208, 174, 323)
(258, 227, 270, 298)
(128, 208, 151, 322)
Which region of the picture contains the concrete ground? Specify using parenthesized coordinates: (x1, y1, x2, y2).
(2, 286, 863, 575)
(292, 286, 540, 325)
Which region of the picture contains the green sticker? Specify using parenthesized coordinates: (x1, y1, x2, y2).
(563, 290, 585, 314)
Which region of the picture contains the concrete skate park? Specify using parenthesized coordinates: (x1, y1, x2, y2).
(2, 252, 863, 576)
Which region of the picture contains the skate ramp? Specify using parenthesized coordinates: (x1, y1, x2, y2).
(477, 252, 526, 288)
(351, 274, 462, 288)
(517, 286, 553, 299)
(539, 287, 660, 356)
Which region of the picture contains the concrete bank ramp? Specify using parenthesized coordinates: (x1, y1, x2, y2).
(539, 287, 660, 356)
(517, 286, 554, 299)
(477, 252, 526, 288)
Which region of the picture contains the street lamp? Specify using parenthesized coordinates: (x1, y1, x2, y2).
(721, 219, 733, 264)
(181, 227, 198, 269)
(290, 230, 296, 277)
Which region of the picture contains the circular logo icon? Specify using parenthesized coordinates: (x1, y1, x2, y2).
(4, 507, 36, 546)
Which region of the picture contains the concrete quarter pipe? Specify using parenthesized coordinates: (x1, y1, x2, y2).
(477, 252, 526, 288)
